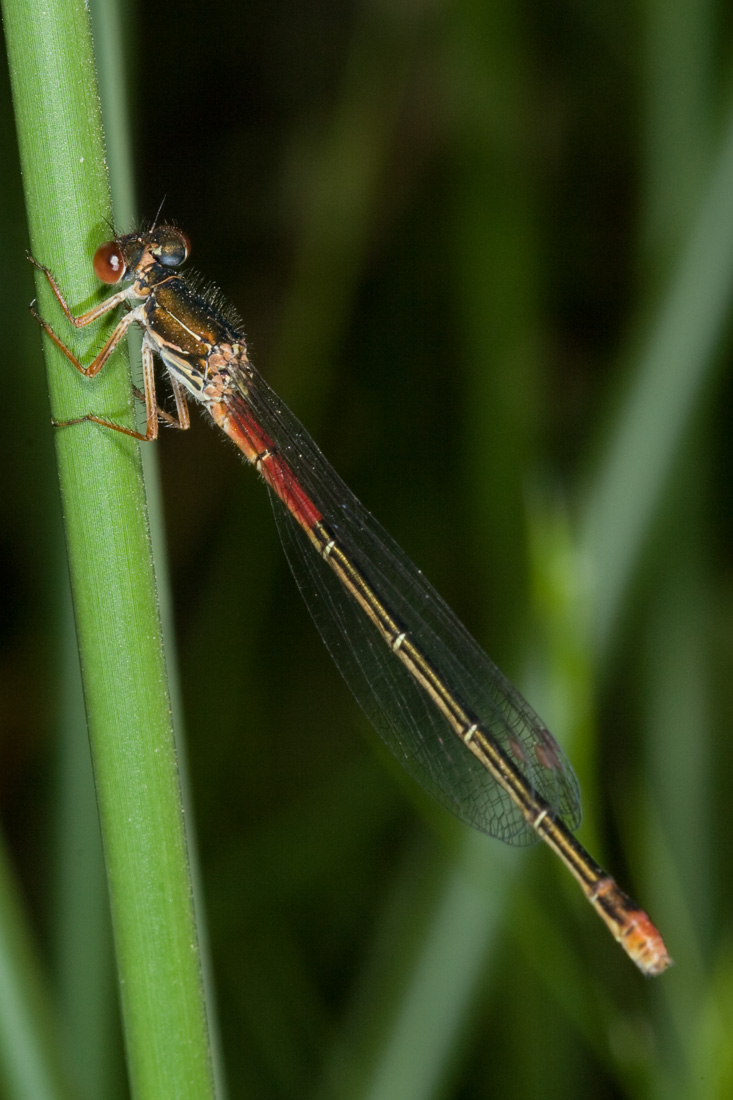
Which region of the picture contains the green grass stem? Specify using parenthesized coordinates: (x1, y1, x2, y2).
(2, 0, 217, 1096)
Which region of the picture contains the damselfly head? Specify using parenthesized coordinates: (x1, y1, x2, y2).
(92, 226, 191, 286)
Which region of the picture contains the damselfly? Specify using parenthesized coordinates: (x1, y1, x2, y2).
(29, 225, 671, 975)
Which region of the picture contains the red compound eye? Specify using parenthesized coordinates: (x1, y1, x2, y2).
(93, 240, 126, 284)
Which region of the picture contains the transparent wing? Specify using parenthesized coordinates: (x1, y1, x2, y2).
(224, 371, 581, 846)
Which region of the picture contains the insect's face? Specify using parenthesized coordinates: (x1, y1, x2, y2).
(92, 226, 191, 286)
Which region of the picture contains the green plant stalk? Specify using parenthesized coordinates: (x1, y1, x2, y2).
(2, 0, 216, 1097)
(582, 89, 733, 659)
